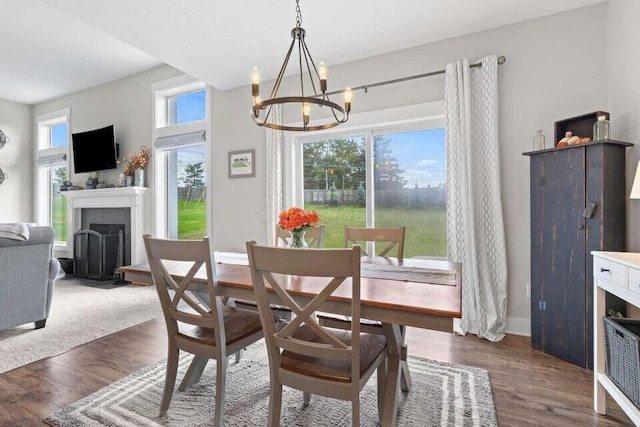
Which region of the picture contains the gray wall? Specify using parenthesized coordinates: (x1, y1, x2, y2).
(211, 4, 608, 334)
(607, 0, 640, 252)
(0, 98, 33, 222)
(33, 65, 184, 188)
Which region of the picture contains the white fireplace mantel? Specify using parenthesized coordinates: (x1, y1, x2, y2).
(62, 187, 149, 264)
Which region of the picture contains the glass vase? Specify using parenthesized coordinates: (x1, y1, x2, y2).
(593, 115, 610, 142)
(533, 130, 545, 150)
(289, 229, 308, 248)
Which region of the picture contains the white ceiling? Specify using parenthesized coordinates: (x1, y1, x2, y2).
(4, 0, 605, 104)
(0, 0, 161, 104)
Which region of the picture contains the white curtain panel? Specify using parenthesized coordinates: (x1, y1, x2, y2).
(265, 105, 283, 246)
(444, 55, 508, 342)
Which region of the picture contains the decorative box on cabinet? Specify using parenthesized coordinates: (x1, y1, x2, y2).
(523, 140, 632, 368)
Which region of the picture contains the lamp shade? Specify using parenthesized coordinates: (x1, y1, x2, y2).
(631, 161, 640, 199)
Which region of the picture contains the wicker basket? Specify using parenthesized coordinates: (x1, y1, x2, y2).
(603, 317, 640, 407)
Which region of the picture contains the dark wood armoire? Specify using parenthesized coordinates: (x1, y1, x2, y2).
(523, 140, 632, 368)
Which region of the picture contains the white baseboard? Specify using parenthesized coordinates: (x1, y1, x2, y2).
(505, 316, 531, 337)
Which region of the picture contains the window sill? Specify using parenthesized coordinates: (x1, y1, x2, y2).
(53, 241, 70, 256)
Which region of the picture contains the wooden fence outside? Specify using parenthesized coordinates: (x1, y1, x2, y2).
(178, 186, 206, 201)
(304, 187, 446, 208)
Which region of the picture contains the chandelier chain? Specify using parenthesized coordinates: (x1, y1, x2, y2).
(295, 0, 302, 27)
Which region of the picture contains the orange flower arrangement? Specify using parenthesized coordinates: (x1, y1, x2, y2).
(123, 146, 151, 177)
(130, 146, 151, 169)
(278, 207, 319, 232)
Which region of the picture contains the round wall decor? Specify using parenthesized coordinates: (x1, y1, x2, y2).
(0, 130, 8, 149)
(0, 168, 6, 186)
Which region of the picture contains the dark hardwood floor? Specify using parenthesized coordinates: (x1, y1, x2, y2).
(0, 319, 634, 426)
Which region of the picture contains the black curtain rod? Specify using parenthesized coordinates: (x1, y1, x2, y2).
(324, 55, 506, 97)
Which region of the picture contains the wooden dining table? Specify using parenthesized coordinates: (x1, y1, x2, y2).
(120, 254, 461, 427)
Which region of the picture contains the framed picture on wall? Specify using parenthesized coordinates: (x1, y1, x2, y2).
(228, 149, 255, 178)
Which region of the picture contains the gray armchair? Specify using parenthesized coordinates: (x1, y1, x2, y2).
(0, 226, 60, 330)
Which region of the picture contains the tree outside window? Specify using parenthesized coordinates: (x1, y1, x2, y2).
(301, 128, 446, 258)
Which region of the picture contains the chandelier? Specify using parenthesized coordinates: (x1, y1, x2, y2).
(251, 0, 352, 132)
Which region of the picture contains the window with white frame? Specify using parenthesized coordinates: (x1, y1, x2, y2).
(36, 109, 70, 244)
(155, 79, 207, 129)
(152, 77, 209, 240)
(290, 109, 446, 258)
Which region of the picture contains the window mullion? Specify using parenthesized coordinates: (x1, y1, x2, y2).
(36, 113, 69, 246)
(166, 150, 178, 239)
(47, 166, 53, 227)
(365, 130, 375, 255)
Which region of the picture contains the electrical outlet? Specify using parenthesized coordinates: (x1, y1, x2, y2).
(526, 283, 531, 299)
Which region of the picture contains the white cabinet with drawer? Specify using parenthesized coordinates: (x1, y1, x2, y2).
(593, 251, 640, 426)
(594, 256, 626, 288)
(628, 267, 640, 297)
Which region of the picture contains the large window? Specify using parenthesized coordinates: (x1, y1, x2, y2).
(153, 77, 208, 240)
(302, 135, 367, 245)
(36, 109, 70, 244)
(167, 145, 207, 239)
(295, 122, 446, 258)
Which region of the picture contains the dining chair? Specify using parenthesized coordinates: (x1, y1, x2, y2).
(246, 241, 387, 426)
(234, 224, 326, 322)
(143, 235, 266, 425)
(344, 226, 406, 261)
(275, 224, 325, 248)
(321, 227, 406, 328)
(321, 226, 411, 391)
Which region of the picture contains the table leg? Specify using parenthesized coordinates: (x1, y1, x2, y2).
(179, 355, 209, 391)
(399, 325, 412, 392)
(594, 285, 606, 414)
(381, 323, 403, 427)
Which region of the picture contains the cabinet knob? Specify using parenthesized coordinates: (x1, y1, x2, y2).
(600, 267, 610, 273)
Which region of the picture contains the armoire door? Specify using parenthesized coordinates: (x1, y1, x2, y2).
(539, 148, 587, 366)
(530, 154, 544, 349)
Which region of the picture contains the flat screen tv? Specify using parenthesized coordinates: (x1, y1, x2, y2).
(72, 125, 118, 174)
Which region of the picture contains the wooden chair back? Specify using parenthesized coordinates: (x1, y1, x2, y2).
(246, 242, 362, 380)
(345, 226, 406, 260)
(275, 224, 325, 248)
(143, 235, 226, 348)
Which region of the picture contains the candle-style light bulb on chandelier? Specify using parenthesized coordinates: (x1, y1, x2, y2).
(251, 0, 351, 131)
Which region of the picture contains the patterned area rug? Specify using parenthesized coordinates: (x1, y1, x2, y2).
(44, 342, 497, 426)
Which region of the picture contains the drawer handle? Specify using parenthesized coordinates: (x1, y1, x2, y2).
(600, 268, 610, 273)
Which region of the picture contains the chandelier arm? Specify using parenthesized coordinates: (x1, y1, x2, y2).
(253, 115, 266, 127)
(263, 103, 274, 125)
(300, 38, 320, 98)
(270, 38, 297, 100)
(297, 36, 305, 99)
(329, 104, 348, 123)
(251, 103, 276, 128)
